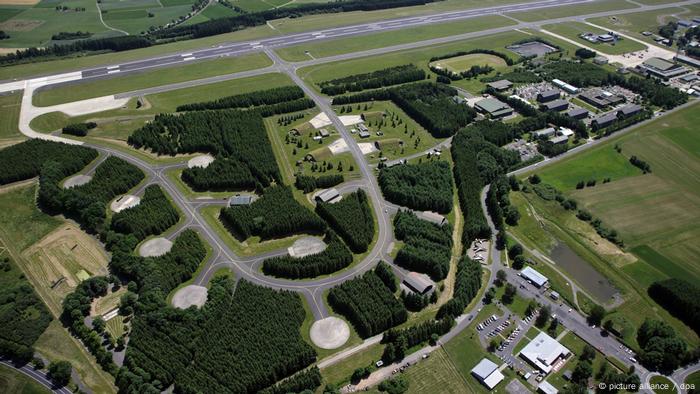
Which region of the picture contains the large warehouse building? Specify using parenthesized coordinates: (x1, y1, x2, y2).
(471, 358, 505, 390)
(520, 332, 571, 374)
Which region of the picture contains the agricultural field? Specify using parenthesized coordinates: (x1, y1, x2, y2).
(335, 101, 442, 164)
(275, 15, 516, 62)
(542, 21, 647, 55)
(0, 0, 112, 48)
(0, 364, 49, 394)
(402, 348, 471, 394)
(263, 110, 361, 184)
(99, 0, 199, 35)
(21, 224, 109, 315)
(32, 52, 272, 106)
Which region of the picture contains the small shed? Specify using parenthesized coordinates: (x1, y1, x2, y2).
(229, 195, 254, 206)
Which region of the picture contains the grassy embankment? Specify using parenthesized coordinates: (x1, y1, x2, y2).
(542, 21, 647, 55)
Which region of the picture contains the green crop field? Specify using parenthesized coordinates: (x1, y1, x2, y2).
(402, 348, 471, 394)
(99, 0, 199, 35)
(0, 364, 50, 394)
(0, 0, 113, 48)
(507, 0, 637, 22)
(0, 182, 62, 251)
(542, 21, 647, 55)
(275, 15, 516, 62)
(32, 52, 272, 106)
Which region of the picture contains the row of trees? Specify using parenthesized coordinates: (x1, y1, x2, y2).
(436, 257, 482, 319)
(380, 317, 453, 363)
(319, 64, 426, 95)
(220, 185, 326, 240)
(294, 174, 344, 193)
(393, 210, 452, 281)
(429, 49, 514, 66)
(648, 279, 700, 336)
(328, 270, 408, 338)
(62, 121, 97, 136)
(0, 35, 152, 64)
(176, 86, 305, 111)
(315, 189, 374, 253)
(0, 139, 97, 185)
(332, 82, 476, 138)
(258, 367, 322, 394)
(0, 255, 52, 363)
(378, 161, 453, 214)
(262, 231, 353, 279)
(182, 156, 261, 192)
(111, 185, 180, 241)
(482, 70, 542, 83)
(485, 175, 520, 249)
(430, 64, 493, 81)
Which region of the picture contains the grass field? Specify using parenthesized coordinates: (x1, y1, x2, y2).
(0, 364, 49, 394)
(685, 370, 700, 388)
(0, 92, 24, 143)
(105, 315, 126, 339)
(542, 21, 647, 55)
(335, 101, 442, 164)
(402, 348, 471, 394)
(506, 0, 637, 22)
(275, 15, 516, 62)
(650, 375, 676, 394)
(32, 52, 272, 106)
(320, 342, 384, 386)
(34, 320, 116, 393)
(0, 182, 62, 251)
(99, 0, 198, 35)
(430, 53, 508, 73)
(518, 103, 700, 349)
(263, 110, 361, 184)
(587, 7, 686, 47)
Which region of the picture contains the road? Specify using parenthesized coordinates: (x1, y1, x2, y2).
(0, 359, 72, 394)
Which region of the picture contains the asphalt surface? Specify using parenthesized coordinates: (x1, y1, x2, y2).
(0, 359, 72, 394)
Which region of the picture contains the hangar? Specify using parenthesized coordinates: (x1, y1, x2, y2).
(471, 358, 505, 390)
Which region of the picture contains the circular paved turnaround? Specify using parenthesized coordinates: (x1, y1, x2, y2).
(139, 237, 173, 257)
(110, 194, 141, 213)
(63, 174, 92, 189)
(172, 285, 208, 309)
(187, 154, 215, 169)
(310, 317, 350, 349)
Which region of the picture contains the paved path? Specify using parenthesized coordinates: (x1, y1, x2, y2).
(0, 359, 72, 394)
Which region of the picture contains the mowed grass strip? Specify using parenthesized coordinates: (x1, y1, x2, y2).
(507, 0, 637, 22)
(0, 92, 24, 141)
(275, 15, 516, 62)
(429, 53, 508, 73)
(32, 52, 273, 106)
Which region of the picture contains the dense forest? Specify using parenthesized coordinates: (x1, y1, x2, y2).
(328, 270, 407, 338)
(636, 319, 694, 372)
(381, 317, 453, 362)
(378, 161, 453, 213)
(393, 210, 452, 281)
(262, 231, 353, 279)
(0, 254, 52, 363)
(332, 82, 476, 137)
(39, 156, 144, 233)
(220, 185, 326, 240)
(62, 122, 97, 136)
(648, 278, 700, 335)
(111, 185, 180, 241)
(295, 174, 344, 193)
(315, 189, 374, 253)
(436, 257, 482, 319)
(258, 367, 322, 394)
(0, 140, 97, 185)
(177, 86, 305, 111)
(375, 261, 398, 292)
(129, 109, 281, 190)
(319, 64, 426, 95)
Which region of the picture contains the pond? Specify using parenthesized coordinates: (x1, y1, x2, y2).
(550, 242, 618, 303)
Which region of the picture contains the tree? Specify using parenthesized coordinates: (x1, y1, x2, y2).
(502, 283, 517, 305)
(535, 305, 551, 328)
(548, 318, 559, 335)
(378, 376, 409, 394)
(588, 304, 606, 326)
(581, 344, 596, 361)
(92, 316, 106, 333)
(495, 270, 507, 286)
(571, 360, 592, 385)
(529, 174, 541, 184)
(525, 300, 538, 316)
(512, 255, 526, 270)
(48, 360, 72, 387)
(351, 367, 370, 383)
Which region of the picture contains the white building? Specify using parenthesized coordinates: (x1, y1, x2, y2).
(471, 358, 505, 390)
(520, 332, 571, 374)
(538, 380, 559, 394)
(520, 266, 548, 288)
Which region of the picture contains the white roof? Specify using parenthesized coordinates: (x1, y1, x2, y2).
(538, 380, 559, 394)
(521, 266, 548, 287)
(559, 128, 574, 137)
(520, 332, 571, 373)
(483, 369, 505, 389)
(471, 358, 498, 379)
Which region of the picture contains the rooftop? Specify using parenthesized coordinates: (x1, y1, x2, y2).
(643, 57, 676, 71)
(487, 79, 513, 90)
(476, 97, 512, 113)
(538, 380, 559, 394)
(520, 331, 571, 373)
(521, 266, 548, 287)
(403, 272, 435, 294)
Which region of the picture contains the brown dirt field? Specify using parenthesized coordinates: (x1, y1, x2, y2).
(0, 19, 44, 32)
(0, 47, 26, 55)
(21, 223, 109, 314)
(0, 178, 35, 194)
